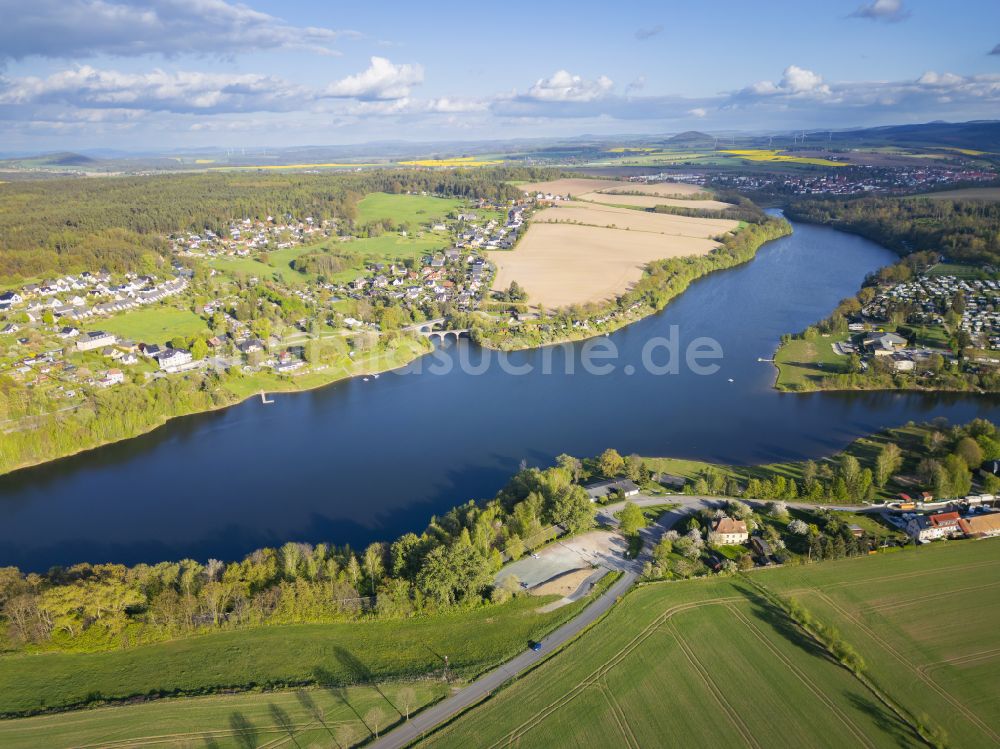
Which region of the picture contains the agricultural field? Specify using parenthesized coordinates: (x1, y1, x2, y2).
(721, 149, 846, 167)
(490, 196, 737, 309)
(489, 221, 721, 309)
(920, 187, 1000, 200)
(773, 333, 852, 390)
(0, 681, 446, 749)
(581, 191, 731, 211)
(517, 178, 707, 198)
(354, 192, 464, 226)
(100, 307, 207, 344)
(398, 157, 503, 167)
(0, 593, 586, 717)
(532, 201, 738, 236)
(421, 540, 1000, 749)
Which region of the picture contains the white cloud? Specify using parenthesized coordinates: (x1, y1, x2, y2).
(0, 0, 353, 61)
(850, 0, 910, 22)
(325, 57, 423, 100)
(687, 107, 707, 118)
(744, 65, 831, 98)
(0, 65, 305, 113)
(526, 70, 613, 103)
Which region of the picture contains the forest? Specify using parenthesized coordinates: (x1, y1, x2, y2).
(0, 167, 558, 280)
(786, 195, 1000, 266)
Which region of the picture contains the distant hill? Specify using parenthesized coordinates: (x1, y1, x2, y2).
(668, 131, 714, 146)
(0, 151, 99, 168)
(825, 121, 1000, 151)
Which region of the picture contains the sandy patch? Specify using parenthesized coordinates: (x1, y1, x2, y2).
(579, 191, 732, 211)
(490, 223, 717, 308)
(530, 568, 595, 597)
(533, 201, 738, 236)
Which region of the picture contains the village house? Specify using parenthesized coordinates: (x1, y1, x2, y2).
(98, 368, 125, 387)
(711, 517, 749, 545)
(906, 511, 964, 542)
(583, 478, 640, 502)
(76, 330, 117, 352)
(958, 512, 1000, 538)
(158, 348, 194, 372)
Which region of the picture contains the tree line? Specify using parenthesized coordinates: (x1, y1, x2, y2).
(786, 195, 1000, 266)
(0, 459, 596, 653)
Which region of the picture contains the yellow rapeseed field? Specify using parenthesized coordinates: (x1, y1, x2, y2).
(721, 149, 845, 167)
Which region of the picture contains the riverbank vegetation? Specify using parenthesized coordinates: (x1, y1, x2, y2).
(0, 462, 594, 664)
(786, 195, 1000, 266)
(645, 418, 1000, 503)
(777, 194, 1000, 392)
(0, 333, 429, 476)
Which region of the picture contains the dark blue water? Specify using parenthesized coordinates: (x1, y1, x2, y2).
(2, 219, 998, 570)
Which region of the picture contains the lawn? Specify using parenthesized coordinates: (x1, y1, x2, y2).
(0, 591, 590, 717)
(420, 540, 1000, 749)
(925, 262, 986, 279)
(0, 681, 446, 749)
(100, 307, 207, 344)
(643, 421, 938, 502)
(773, 333, 851, 390)
(354, 192, 464, 226)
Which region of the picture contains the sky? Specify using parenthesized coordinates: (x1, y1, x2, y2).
(0, 0, 999, 152)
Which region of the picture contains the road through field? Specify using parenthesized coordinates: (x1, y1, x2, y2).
(372, 495, 888, 748)
(369, 569, 638, 749)
(370, 496, 714, 749)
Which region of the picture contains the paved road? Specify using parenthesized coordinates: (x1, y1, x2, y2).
(372, 494, 878, 748)
(371, 499, 696, 749)
(369, 569, 637, 749)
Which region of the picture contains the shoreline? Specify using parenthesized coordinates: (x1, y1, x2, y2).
(0, 338, 433, 480)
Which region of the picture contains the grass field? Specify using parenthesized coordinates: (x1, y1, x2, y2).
(100, 307, 207, 344)
(0, 681, 447, 749)
(642, 421, 943, 502)
(773, 333, 851, 390)
(919, 187, 1000, 200)
(0, 592, 588, 717)
(925, 261, 986, 279)
(421, 540, 1000, 749)
(208, 232, 447, 286)
(354, 193, 463, 226)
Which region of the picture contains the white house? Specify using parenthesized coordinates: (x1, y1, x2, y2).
(76, 331, 117, 351)
(711, 517, 749, 545)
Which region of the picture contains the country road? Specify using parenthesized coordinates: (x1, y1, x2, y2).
(370, 496, 701, 749)
(371, 494, 881, 748)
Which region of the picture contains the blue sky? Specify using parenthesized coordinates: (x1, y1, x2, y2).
(0, 0, 998, 151)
